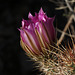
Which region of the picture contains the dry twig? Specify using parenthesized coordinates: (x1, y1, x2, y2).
(57, 14, 74, 45)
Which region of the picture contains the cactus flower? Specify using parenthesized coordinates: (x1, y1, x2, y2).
(19, 8, 56, 57)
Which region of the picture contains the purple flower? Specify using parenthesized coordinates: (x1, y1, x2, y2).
(19, 8, 56, 56)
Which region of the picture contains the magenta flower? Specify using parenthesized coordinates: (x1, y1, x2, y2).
(19, 8, 56, 56)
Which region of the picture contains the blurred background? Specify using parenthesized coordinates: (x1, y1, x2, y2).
(0, 0, 66, 75)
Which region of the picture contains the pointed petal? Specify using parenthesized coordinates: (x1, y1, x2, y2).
(39, 8, 44, 15)
(31, 13, 38, 23)
(38, 8, 46, 21)
(28, 12, 33, 19)
(22, 19, 25, 28)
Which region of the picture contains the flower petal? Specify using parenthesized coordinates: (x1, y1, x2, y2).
(35, 22, 49, 47)
(28, 12, 33, 19)
(19, 28, 41, 55)
(44, 17, 56, 41)
(38, 8, 46, 21)
(25, 29, 41, 54)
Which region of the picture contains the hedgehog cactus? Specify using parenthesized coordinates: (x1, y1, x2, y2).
(19, 8, 75, 75)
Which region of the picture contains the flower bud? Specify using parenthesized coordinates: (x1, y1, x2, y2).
(19, 8, 56, 57)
